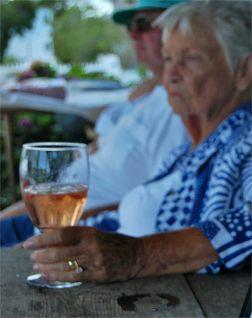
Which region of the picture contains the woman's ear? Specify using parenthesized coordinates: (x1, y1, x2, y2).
(236, 54, 252, 91)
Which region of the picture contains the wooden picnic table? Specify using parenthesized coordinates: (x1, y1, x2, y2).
(0, 248, 250, 317)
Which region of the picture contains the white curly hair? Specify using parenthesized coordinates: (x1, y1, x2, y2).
(154, 0, 252, 72)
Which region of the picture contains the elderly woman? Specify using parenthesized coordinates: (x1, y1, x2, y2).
(23, 0, 251, 283)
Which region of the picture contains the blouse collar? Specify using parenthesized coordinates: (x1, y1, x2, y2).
(167, 101, 252, 174)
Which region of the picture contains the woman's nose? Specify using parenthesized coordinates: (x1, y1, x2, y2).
(164, 62, 182, 84)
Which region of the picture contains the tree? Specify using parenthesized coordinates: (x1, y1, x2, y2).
(1, 0, 36, 61)
(52, 5, 134, 65)
(1, 0, 136, 67)
(0, 0, 68, 62)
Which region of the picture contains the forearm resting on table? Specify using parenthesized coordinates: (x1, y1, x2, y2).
(138, 227, 218, 277)
(0, 201, 27, 220)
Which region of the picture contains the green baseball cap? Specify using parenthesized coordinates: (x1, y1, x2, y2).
(112, 0, 187, 25)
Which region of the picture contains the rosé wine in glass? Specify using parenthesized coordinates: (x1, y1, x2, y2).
(22, 183, 88, 230)
(20, 142, 89, 288)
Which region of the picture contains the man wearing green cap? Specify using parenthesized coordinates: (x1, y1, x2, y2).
(94, 0, 187, 142)
(85, 0, 187, 211)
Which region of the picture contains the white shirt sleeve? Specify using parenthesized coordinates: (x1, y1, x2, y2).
(86, 86, 187, 210)
(95, 94, 148, 140)
(118, 171, 182, 237)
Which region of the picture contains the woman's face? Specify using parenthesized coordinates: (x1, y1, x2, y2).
(162, 26, 235, 119)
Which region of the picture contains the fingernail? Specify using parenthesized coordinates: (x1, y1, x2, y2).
(33, 264, 39, 271)
(30, 251, 39, 261)
(23, 238, 35, 249)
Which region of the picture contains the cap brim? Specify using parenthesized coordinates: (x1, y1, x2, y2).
(112, 1, 186, 25)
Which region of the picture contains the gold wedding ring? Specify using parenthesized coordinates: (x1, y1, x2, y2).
(68, 260, 84, 273)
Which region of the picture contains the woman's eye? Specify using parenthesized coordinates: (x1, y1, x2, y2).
(164, 56, 172, 63)
(186, 54, 202, 63)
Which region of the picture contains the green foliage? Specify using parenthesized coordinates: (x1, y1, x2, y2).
(1, 0, 68, 62)
(1, 0, 37, 61)
(37, 0, 68, 17)
(137, 64, 149, 80)
(66, 64, 87, 78)
(0, 112, 92, 209)
(52, 6, 130, 64)
(30, 61, 57, 78)
(66, 64, 119, 81)
(2, 55, 21, 65)
(2, 0, 136, 67)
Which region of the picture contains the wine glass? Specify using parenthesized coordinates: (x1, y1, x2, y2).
(19, 142, 89, 288)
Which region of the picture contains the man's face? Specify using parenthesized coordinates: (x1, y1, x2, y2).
(127, 10, 164, 72)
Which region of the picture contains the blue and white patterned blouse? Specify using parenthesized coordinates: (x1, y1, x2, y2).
(154, 101, 252, 273)
(87, 101, 252, 274)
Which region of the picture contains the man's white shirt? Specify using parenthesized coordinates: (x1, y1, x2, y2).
(86, 85, 187, 210)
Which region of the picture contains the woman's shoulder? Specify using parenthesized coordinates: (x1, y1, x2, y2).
(216, 106, 252, 155)
(211, 126, 252, 185)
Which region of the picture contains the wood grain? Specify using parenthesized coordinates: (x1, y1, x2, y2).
(1, 248, 203, 318)
(186, 272, 251, 317)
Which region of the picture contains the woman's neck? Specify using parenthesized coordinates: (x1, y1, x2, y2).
(182, 96, 247, 147)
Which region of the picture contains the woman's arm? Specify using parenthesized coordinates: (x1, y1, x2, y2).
(0, 201, 27, 221)
(139, 227, 218, 276)
(22, 226, 218, 283)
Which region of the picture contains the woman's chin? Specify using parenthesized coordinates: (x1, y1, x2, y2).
(170, 104, 192, 117)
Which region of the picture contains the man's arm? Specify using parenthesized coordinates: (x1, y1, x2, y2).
(82, 203, 119, 220)
(0, 201, 27, 221)
(128, 78, 158, 101)
(88, 132, 100, 155)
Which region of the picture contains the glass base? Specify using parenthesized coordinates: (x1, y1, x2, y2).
(26, 273, 82, 289)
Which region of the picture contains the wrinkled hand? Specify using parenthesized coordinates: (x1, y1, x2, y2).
(23, 226, 145, 283)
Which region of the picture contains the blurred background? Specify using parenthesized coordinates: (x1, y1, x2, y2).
(1, 0, 147, 209)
